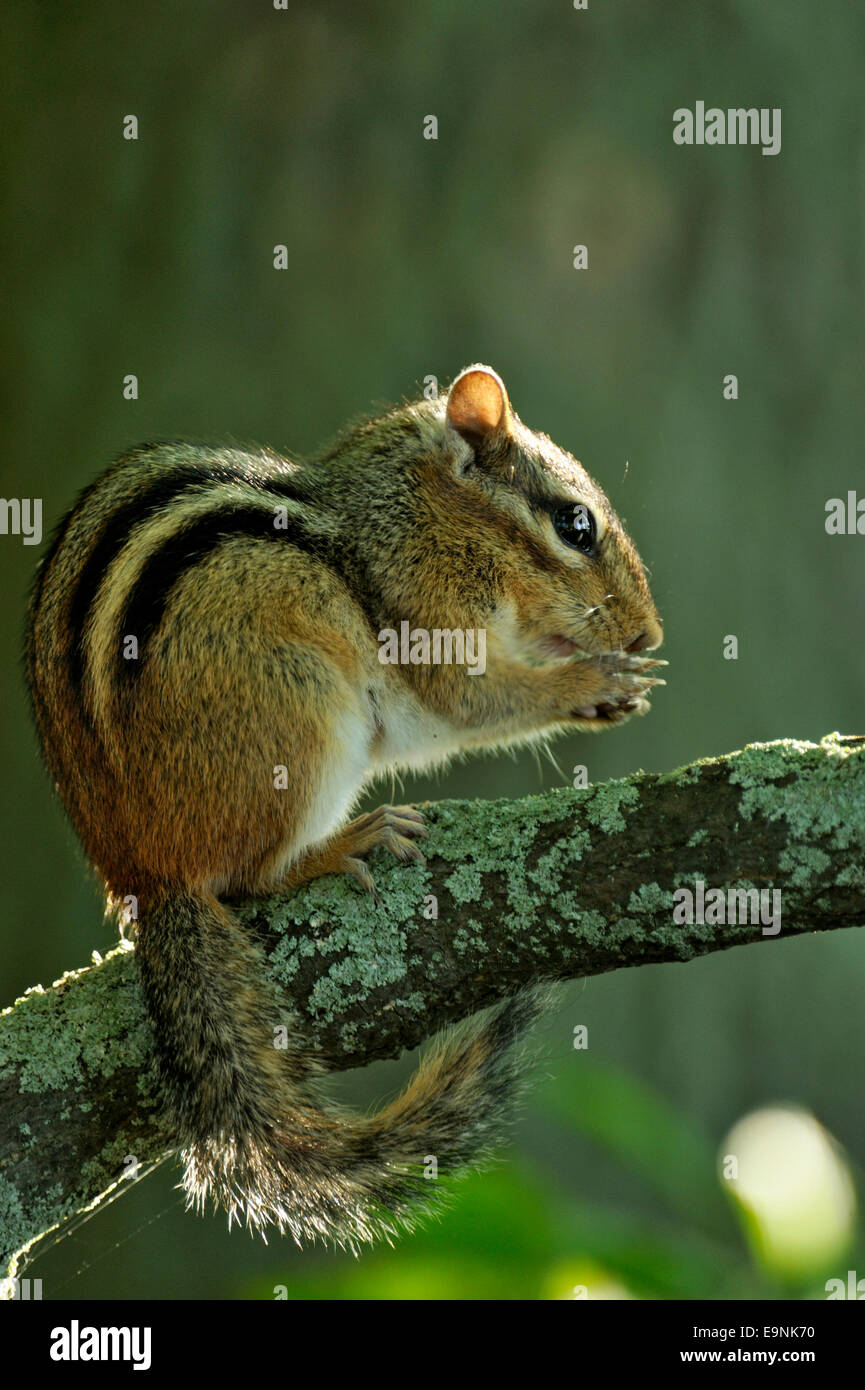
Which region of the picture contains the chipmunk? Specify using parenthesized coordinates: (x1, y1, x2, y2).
(26, 365, 664, 1247)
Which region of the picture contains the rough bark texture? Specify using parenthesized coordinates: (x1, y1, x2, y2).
(1, 733, 863, 1279)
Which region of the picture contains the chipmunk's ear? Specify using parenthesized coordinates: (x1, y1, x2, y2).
(446, 365, 513, 448)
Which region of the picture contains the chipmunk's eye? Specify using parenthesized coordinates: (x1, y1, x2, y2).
(552, 503, 597, 555)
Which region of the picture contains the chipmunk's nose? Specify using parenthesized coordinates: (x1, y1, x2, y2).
(626, 617, 664, 652)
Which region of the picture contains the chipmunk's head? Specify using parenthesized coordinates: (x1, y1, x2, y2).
(441, 364, 663, 663)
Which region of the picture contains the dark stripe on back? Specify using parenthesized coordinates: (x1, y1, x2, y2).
(68, 466, 228, 690)
(23, 457, 161, 729)
(29, 443, 187, 629)
(68, 458, 314, 691)
(118, 503, 333, 679)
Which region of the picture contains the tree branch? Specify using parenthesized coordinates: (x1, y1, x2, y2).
(2, 733, 863, 1278)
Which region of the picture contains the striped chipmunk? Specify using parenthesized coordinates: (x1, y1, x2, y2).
(26, 365, 665, 1247)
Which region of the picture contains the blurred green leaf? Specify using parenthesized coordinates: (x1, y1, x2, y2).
(540, 1057, 733, 1237)
(246, 1164, 767, 1300)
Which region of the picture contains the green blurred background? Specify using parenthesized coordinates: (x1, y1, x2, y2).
(1, 0, 863, 1299)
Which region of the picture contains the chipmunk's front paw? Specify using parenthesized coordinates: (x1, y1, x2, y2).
(338, 804, 428, 900)
(571, 654, 667, 727)
(278, 805, 428, 901)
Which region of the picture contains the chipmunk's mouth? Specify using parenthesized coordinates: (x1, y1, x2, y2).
(520, 631, 596, 672)
(536, 634, 582, 660)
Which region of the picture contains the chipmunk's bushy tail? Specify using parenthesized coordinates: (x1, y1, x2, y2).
(136, 891, 549, 1247)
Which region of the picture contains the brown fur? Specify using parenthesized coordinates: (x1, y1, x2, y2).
(25, 367, 663, 1246)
